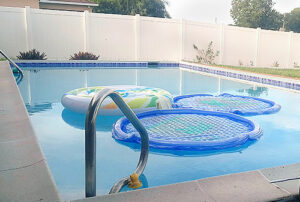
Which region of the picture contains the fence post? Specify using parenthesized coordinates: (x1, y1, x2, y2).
(83, 10, 90, 52)
(135, 14, 141, 61)
(24, 6, 33, 51)
(179, 18, 186, 62)
(254, 28, 261, 67)
(218, 24, 224, 65)
(287, 31, 293, 68)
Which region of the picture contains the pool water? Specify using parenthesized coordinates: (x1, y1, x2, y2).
(18, 68, 300, 200)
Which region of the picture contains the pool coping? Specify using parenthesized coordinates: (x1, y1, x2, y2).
(2, 60, 300, 201)
(0, 61, 60, 201)
(72, 163, 300, 202)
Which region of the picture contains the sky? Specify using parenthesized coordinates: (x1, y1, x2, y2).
(166, 0, 300, 24)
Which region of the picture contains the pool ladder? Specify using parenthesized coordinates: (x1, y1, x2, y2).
(85, 88, 149, 197)
(0, 50, 23, 84)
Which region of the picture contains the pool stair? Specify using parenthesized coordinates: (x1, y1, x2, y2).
(85, 88, 149, 197)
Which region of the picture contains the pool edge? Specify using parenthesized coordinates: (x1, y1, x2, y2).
(73, 164, 300, 202)
(0, 61, 60, 202)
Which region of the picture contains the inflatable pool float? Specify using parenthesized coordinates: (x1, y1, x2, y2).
(61, 85, 173, 116)
(173, 93, 280, 116)
(113, 109, 263, 150)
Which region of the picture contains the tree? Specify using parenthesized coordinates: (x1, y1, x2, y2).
(93, 0, 122, 14)
(92, 0, 170, 18)
(285, 8, 300, 33)
(230, 0, 283, 30)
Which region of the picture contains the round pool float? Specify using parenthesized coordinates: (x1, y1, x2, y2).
(61, 85, 173, 116)
(112, 109, 263, 151)
(173, 93, 280, 116)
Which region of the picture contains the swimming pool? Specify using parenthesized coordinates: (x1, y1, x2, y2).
(18, 67, 300, 200)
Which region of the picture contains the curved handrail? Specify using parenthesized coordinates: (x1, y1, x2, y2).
(85, 88, 149, 197)
(0, 50, 23, 84)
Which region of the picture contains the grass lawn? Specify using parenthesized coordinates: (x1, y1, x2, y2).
(216, 65, 300, 80)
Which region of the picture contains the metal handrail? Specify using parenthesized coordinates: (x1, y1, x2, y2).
(0, 49, 23, 84)
(85, 88, 149, 197)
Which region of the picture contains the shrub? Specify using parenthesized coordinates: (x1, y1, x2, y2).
(17, 49, 47, 60)
(238, 60, 243, 66)
(193, 41, 219, 65)
(70, 52, 99, 60)
(273, 61, 280, 68)
(249, 60, 254, 67)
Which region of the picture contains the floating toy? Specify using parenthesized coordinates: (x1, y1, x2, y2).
(113, 109, 263, 150)
(128, 173, 142, 189)
(173, 93, 280, 116)
(61, 85, 173, 116)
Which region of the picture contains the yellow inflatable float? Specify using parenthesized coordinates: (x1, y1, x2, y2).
(61, 85, 173, 116)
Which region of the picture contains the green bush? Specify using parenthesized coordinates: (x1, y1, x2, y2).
(70, 52, 100, 60)
(193, 41, 219, 65)
(17, 49, 47, 60)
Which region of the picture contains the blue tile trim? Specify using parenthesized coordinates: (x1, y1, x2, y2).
(15, 62, 179, 69)
(179, 63, 300, 91)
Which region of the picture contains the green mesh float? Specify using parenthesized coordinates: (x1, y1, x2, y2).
(113, 109, 263, 151)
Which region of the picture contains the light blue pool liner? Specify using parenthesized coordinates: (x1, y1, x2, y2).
(173, 93, 281, 116)
(112, 109, 263, 150)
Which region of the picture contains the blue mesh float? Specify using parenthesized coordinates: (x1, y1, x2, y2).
(173, 93, 281, 116)
(112, 109, 263, 151)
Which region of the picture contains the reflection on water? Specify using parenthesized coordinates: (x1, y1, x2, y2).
(61, 109, 121, 131)
(114, 138, 257, 157)
(121, 174, 149, 192)
(237, 87, 268, 97)
(26, 103, 52, 115)
(18, 68, 300, 201)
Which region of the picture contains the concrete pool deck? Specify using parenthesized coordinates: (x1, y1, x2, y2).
(1, 60, 300, 202)
(0, 61, 60, 201)
(73, 167, 299, 202)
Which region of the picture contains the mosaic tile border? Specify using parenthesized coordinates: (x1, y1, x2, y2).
(180, 63, 300, 91)
(15, 61, 179, 69)
(13, 60, 300, 91)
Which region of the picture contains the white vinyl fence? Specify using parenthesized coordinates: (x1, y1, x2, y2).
(1, 6, 300, 68)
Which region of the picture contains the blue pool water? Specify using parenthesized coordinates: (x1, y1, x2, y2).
(18, 68, 300, 200)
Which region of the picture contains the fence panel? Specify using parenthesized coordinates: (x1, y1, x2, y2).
(290, 33, 300, 68)
(139, 17, 180, 61)
(184, 21, 220, 63)
(258, 30, 290, 68)
(89, 13, 136, 61)
(1, 6, 300, 67)
(0, 7, 27, 57)
(223, 26, 257, 67)
(30, 9, 84, 59)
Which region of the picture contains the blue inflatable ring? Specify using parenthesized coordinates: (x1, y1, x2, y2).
(173, 93, 281, 116)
